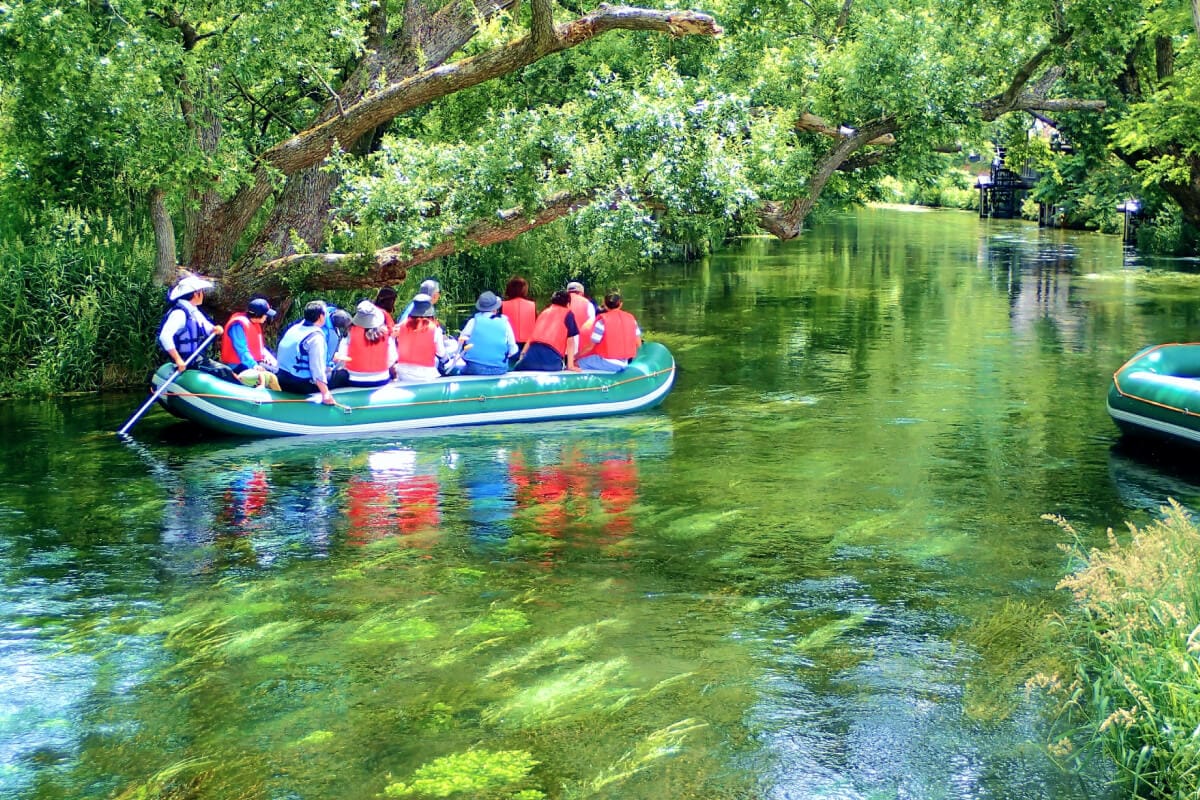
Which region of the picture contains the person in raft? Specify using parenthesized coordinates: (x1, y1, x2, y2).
(373, 287, 398, 330)
(276, 301, 339, 404)
(393, 294, 447, 382)
(513, 290, 580, 372)
(397, 278, 442, 326)
(458, 291, 518, 376)
(158, 273, 224, 374)
(219, 297, 281, 390)
(337, 300, 398, 387)
(577, 293, 642, 372)
(565, 280, 596, 326)
(500, 276, 537, 352)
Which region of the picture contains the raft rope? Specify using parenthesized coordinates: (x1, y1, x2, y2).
(162, 366, 674, 414)
(1110, 343, 1200, 418)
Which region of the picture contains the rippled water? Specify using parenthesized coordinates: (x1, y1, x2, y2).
(6, 207, 1200, 799)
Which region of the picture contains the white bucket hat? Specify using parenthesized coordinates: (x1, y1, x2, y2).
(168, 274, 214, 301)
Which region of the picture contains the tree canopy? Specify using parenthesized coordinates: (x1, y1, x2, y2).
(1, 0, 1193, 307)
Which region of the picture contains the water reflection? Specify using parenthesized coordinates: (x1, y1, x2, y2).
(161, 419, 671, 576)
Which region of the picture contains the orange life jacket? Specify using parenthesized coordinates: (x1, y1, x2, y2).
(219, 312, 265, 366)
(501, 297, 536, 342)
(593, 308, 640, 360)
(395, 320, 439, 366)
(568, 293, 593, 327)
(346, 326, 392, 377)
(530, 304, 572, 356)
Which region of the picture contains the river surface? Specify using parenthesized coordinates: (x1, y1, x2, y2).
(5, 207, 1200, 799)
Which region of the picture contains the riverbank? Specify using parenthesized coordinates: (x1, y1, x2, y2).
(1042, 502, 1200, 798)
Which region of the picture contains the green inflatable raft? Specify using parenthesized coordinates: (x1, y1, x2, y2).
(151, 342, 676, 437)
(1108, 343, 1200, 446)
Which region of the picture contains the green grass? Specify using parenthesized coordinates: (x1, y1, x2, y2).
(1041, 502, 1200, 798)
(0, 207, 160, 396)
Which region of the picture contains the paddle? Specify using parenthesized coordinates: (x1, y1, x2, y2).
(116, 330, 219, 436)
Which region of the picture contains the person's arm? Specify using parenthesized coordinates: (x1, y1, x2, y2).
(563, 312, 580, 370)
(504, 319, 518, 359)
(387, 336, 398, 367)
(159, 309, 187, 371)
(306, 335, 334, 404)
(458, 317, 476, 348)
(565, 336, 578, 370)
(228, 324, 256, 369)
(579, 318, 604, 358)
(433, 325, 448, 359)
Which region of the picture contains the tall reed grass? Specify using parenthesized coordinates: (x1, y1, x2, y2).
(1041, 502, 1200, 798)
(0, 207, 160, 395)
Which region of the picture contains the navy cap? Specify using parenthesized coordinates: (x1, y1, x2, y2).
(247, 298, 276, 319)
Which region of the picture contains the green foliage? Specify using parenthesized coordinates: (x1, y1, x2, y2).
(1040, 503, 1200, 798)
(880, 168, 978, 210)
(0, 207, 160, 395)
(383, 749, 541, 798)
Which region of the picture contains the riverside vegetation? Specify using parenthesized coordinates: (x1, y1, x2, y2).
(1037, 502, 1200, 799)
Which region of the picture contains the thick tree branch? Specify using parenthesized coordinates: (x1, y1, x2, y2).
(197, 4, 719, 273)
(759, 115, 899, 239)
(795, 112, 895, 145)
(995, 31, 1070, 111)
(260, 6, 721, 176)
(833, 0, 852, 38)
(239, 190, 596, 296)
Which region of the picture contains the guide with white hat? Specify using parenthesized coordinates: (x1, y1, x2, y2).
(157, 272, 223, 373)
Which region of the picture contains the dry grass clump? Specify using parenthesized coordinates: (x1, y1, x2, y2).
(1040, 501, 1200, 798)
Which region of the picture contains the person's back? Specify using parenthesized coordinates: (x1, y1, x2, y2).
(276, 301, 337, 403)
(394, 295, 444, 382)
(461, 292, 517, 375)
(501, 276, 537, 346)
(514, 290, 579, 372)
(578, 293, 642, 372)
(341, 300, 396, 387)
(566, 281, 595, 327)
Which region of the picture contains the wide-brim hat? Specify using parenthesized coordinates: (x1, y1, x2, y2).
(475, 291, 501, 312)
(352, 300, 384, 329)
(408, 293, 435, 318)
(168, 274, 214, 301)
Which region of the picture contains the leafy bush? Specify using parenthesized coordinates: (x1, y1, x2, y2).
(1040, 503, 1200, 799)
(0, 207, 160, 396)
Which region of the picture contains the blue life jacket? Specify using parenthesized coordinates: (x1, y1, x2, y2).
(158, 301, 209, 358)
(465, 312, 512, 369)
(277, 323, 324, 380)
(282, 304, 341, 367)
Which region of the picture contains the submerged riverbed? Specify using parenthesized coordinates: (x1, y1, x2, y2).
(5, 207, 1200, 799)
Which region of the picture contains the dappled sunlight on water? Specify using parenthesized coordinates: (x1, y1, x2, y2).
(11, 209, 1200, 798)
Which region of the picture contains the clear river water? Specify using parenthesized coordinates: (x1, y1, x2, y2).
(5, 207, 1200, 799)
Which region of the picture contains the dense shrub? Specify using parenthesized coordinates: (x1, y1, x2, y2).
(0, 208, 160, 396)
(1040, 503, 1200, 799)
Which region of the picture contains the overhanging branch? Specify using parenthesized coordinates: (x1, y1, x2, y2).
(249, 190, 596, 293)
